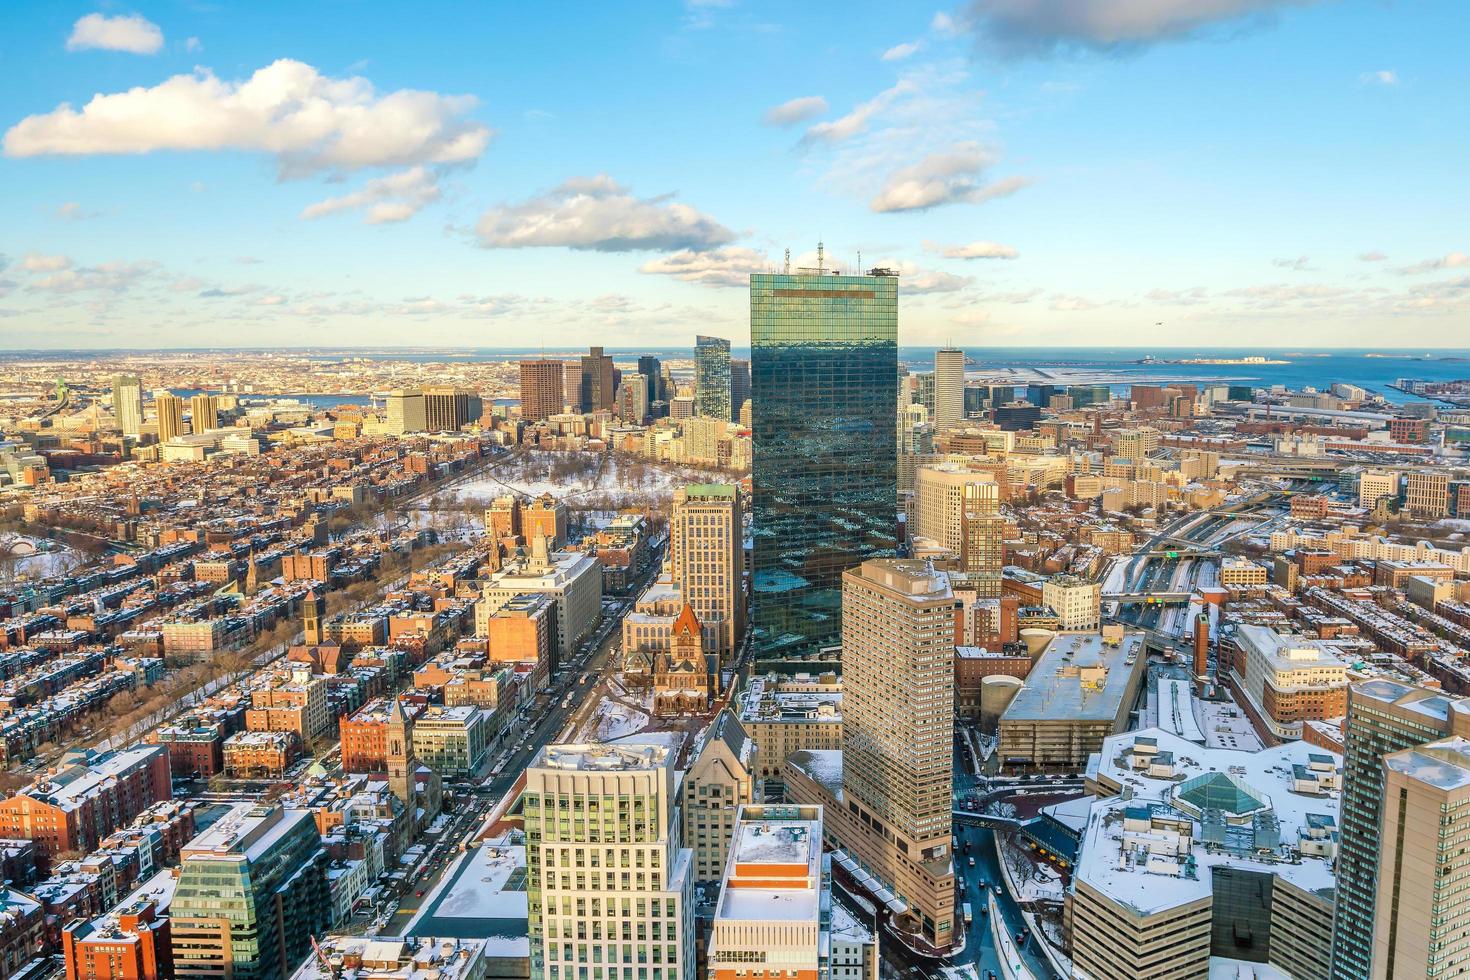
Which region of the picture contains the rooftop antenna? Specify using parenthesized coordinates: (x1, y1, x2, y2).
(817, 240, 825, 274)
(857, 249, 862, 274)
(783, 248, 790, 274)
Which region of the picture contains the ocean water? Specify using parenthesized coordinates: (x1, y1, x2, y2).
(895, 347, 1470, 405)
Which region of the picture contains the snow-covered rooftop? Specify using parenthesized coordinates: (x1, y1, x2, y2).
(1080, 728, 1341, 917)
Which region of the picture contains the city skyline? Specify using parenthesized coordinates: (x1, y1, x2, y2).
(3, 2, 1469, 349)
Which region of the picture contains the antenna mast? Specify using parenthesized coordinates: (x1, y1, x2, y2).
(783, 248, 791, 274)
(817, 240, 825, 274)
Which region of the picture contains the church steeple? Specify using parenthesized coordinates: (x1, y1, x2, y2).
(386, 697, 415, 810)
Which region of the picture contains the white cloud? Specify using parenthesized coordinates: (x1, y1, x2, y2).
(301, 166, 441, 224)
(198, 283, 262, 298)
(1357, 250, 1388, 262)
(3, 59, 492, 179)
(185, 37, 202, 53)
(1050, 294, 1100, 311)
(1360, 69, 1398, 86)
(928, 239, 1018, 259)
(26, 260, 157, 293)
(802, 81, 915, 145)
(22, 254, 72, 273)
(869, 141, 1028, 212)
(763, 96, 828, 126)
(931, 11, 963, 35)
(1146, 286, 1209, 305)
(1271, 255, 1314, 271)
(476, 175, 735, 252)
(950, 310, 991, 325)
(888, 262, 971, 293)
(882, 41, 923, 61)
(67, 13, 164, 55)
(1396, 252, 1470, 275)
(958, 0, 1320, 56)
(639, 247, 767, 287)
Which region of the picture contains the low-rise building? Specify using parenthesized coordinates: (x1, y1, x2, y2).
(998, 630, 1148, 770)
(1072, 728, 1340, 980)
(737, 674, 843, 781)
(1229, 625, 1350, 742)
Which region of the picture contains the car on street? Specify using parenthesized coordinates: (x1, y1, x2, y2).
(968, 857, 976, 867)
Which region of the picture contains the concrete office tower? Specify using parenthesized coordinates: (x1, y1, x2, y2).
(563, 360, 583, 409)
(709, 804, 827, 980)
(155, 392, 185, 443)
(695, 334, 732, 420)
(171, 804, 330, 980)
(1372, 738, 1470, 978)
(638, 354, 663, 403)
(897, 401, 935, 494)
(580, 345, 615, 411)
(423, 386, 477, 431)
(1042, 574, 1102, 631)
(960, 483, 1004, 597)
(524, 744, 694, 980)
(1331, 679, 1470, 980)
(669, 484, 744, 657)
(189, 393, 218, 432)
(730, 357, 750, 422)
(386, 389, 426, 435)
(1114, 426, 1161, 462)
(616, 372, 649, 423)
(519, 359, 566, 421)
(911, 465, 998, 553)
(113, 374, 143, 437)
(933, 347, 964, 430)
(751, 265, 898, 663)
(825, 560, 956, 951)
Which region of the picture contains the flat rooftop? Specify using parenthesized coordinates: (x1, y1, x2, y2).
(717, 815, 822, 925)
(535, 743, 669, 772)
(1003, 632, 1146, 723)
(1079, 727, 1341, 917)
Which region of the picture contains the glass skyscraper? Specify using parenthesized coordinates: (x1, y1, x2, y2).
(750, 269, 898, 664)
(694, 334, 731, 419)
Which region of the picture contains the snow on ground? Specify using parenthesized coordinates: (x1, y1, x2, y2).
(1195, 697, 1265, 752)
(587, 700, 649, 742)
(445, 452, 730, 504)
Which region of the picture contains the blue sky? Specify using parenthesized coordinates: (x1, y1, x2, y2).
(1, 0, 1467, 349)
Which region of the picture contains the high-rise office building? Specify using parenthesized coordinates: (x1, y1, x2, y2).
(1371, 737, 1470, 978)
(189, 393, 218, 433)
(616, 373, 649, 423)
(171, 804, 330, 980)
(729, 358, 750, 423)
(750, 266, 898, 662)
(386, 389, 426, 435)
(834, 559, 956, 950)
(637, 354, 664, 404)
(155, 392, 185, 443)
(669, 484, 744, 657)
(524, 744, 694, 980)
(1330, 679, 1470, 980)
(694, 335, 732, 420)
(933, 347, 964, 430)
(519, 359, 566, 421)
(563, 361, 583, 410)
(580, 346, 615, 412)
(113, 374, 143, 437)
(423, 386, 478, 431)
